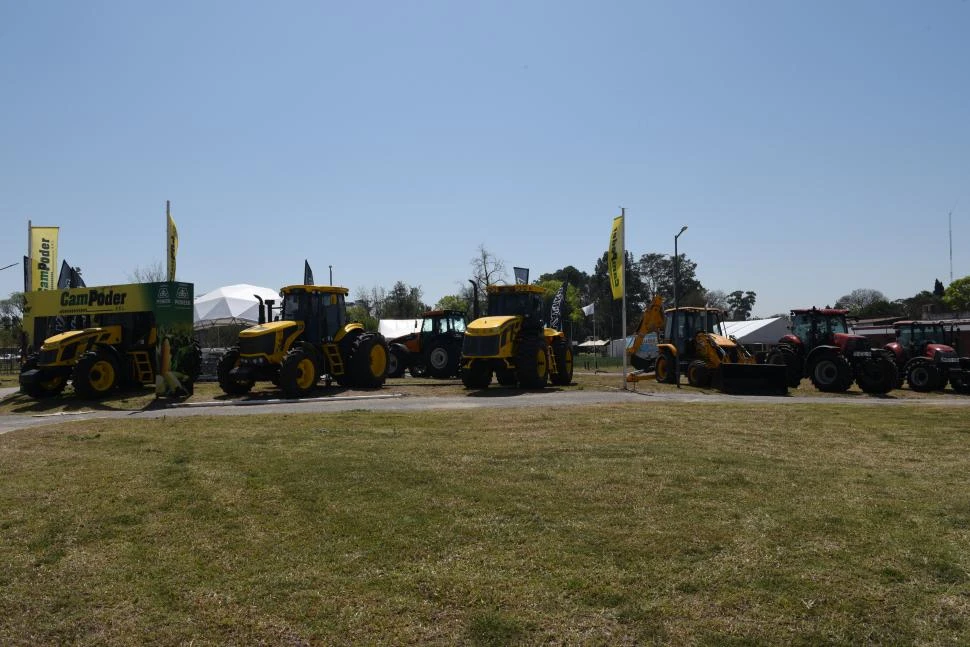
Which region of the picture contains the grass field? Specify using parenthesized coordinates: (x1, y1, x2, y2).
(2, 397, 970, 645)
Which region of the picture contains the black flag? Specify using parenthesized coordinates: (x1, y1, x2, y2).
(304, 260, 314, 285)
(550, 283, 566, 331)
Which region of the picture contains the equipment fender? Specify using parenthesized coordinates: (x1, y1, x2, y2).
(657, 342, 677, 358)
(334, 322, 364, 343)
(92, 343, 124, 366)
(805, 345, 840, 365)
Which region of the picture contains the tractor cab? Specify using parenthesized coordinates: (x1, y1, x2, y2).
(279, 285, 348, 344)
(894, 321, 946, 350)
(790, 309, 849, 348)
(487, 285, 546, 329)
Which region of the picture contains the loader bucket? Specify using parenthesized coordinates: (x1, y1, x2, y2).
(713, 362, 788, 395)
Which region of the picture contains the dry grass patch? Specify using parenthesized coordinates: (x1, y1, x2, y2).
(2, 403, 970, 644)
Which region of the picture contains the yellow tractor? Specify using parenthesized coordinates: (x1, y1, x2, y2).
(629, 299, 788, 394)
(460, 284, 573, 389)
(218, 284, 389, 397)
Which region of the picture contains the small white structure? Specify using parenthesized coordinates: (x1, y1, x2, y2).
(379, 319, 419, 341)
(194, 284, 281, 329)
(723, 317, 789, 345)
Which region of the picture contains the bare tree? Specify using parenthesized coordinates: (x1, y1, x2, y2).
(704, 289, 729, 311)
(469, 245, 507, 311)
(834, 288, 887, 314)
(128, 260, 165, 283)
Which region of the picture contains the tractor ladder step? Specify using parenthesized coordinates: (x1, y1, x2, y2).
(323, 343, 345, 376)
(547, 348, 559, 376)
(130, 350, 154, 384)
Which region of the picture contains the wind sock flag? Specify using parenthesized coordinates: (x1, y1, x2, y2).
(608, 215, 624, 300)
(550, 283, 566, 330)
(582, 303, 595, 316)
(304, 260, 314, 285)
(166, 201, 178, 282)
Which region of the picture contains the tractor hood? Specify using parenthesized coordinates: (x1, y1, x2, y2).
(41, 328, 98, 349)
(833, 332, 870, 353)
(709, 333, 738, 348)
(466, 315, 519, 336)
(239, 320, 299, 338)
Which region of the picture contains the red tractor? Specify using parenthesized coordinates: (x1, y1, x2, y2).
(386, 309, 466, 379)
(767, 307, 896, 394)
(883, 320, 970, 393)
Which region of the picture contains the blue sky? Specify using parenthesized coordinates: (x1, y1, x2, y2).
(2, 1, 967, 318)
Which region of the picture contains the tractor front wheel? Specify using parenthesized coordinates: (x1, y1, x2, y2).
(906, 358, 942, 392)
(856, 356, 896, 394)
(655, 350, 677, 384)
(386, 346, 407, 378)
(808, 353, 852, 392)
(687, 360, 712, 388)
(515, 336, 549, 389)
(280, 347, 319, 398)
(766, 347, 802, 388)
(461, 360, 492, 388)
(426, 339, 460, 378)
(217, 347, 254, 395)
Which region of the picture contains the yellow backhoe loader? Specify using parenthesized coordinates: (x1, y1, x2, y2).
(627, 298, 788, 395)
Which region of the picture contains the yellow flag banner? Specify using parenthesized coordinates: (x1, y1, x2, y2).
(166, 204, 178, 282)
(29, 226, 59, 291)
(607, 215, 624, 300)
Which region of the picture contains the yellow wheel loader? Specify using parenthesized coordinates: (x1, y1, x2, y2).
(460, 284, 573, 389)
(630, 299, 787, 395)
(218, 285, 389, 398)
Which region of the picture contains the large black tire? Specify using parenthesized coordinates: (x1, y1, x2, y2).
(461, 360, 492, 388)
(855, 356, 896, 395)
(426, 338, 460, 378)
(950, 374, 970, 394)
(766, 347, 802, 388)
(495, 367, 516, 386)
(182, 339, 203, 383)
(808, 352, 852, 392)
(630, 354, 654, 372)
(906, 358, 942, 392)
(335, 330, 362, 386)
(655, 349, 677, 384)
(386, 346, 407, 378)
(73, 349, 120, 399)
(348, 332, 389, 388)
(217, 347, 254, 395)
(884, 354, 905, 388)
(549, 340, 573, 386)
(687, 359, 712, 388)
(279, 346, 319, 398)
(515, 335, 549, 389)
(20, 354, 68, 398)
(409, 364, 427, 378)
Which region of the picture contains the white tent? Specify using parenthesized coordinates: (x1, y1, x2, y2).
(379, 319, 419, 341)
(723, 317, 789, 344)
(194, 284, 281, 329)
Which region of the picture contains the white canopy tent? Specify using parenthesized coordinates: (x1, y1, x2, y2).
(379, 319, 419, 341)
(194, 284, 281, 329)
(723, 317, 789, 345)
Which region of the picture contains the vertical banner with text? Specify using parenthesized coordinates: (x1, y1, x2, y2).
(29, 225, 59, 291)
(607, 215, 624, 300)
(166, 201, 178, 282)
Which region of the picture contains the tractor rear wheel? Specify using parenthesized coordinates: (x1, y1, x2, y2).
(217, 347, 254, 395)
(73, 349, 120, 399)
(950, 374, 970, 394)
(386, 346, 407, 378)
(426, 339, 460, 378)
(808, 352, 852, 392)
(515, 336, 549, 389)
(766, 347, 802, 388)
(655, 350, 677, 384)
(855, 356, 896, 394)
(280, 347, 318, 398)
(461, 360, 492, 388)
(906, 358, 942, 392)
(348, 333, 389, 388)
(687, 360, 712, 388)
(549, 339, 573, 385)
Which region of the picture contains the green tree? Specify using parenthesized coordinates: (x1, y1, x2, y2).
(934, 279, 946, 297)
(0, 292, 25, 348)
(726, 290, 757, 321)
(637, 252, 704, 306)
(346, 303, 378, 331)
(383, 281, 426, 318)
(589, 251, 647, 338)
(434, 293, 471, 314)
(943, 276, 970, 312)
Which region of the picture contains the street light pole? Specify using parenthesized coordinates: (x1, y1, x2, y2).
(673, 225, 688, 388)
